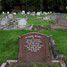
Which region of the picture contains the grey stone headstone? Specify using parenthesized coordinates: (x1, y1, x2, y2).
(0, 16, 8, 25)
(13, 12, 16, 15)
(31, 12, 36, 16)
(27, 12, 30, 15)
(2, 12, 5, 14)
(36, 12, 41, 16)
(8, 14, 14, 20)
(43, 16, 51, 20)
(18, 18, 27, 29)
(7, 11, 9, 14)
(21, 11, 25, 15)
(43, 12, 48, 15)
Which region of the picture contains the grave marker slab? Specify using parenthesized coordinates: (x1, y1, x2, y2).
(2, 11, 5, 14)
(56, 17, 67, 26)
(7, 11, 9, 14)
(21, 11, 25, 15)
(18, 33, 52, 66)
(51, 17, 67, 30)
(18, 18, 27, 29)
(36, 12, 41, 16)
(8, 14, 14, 20)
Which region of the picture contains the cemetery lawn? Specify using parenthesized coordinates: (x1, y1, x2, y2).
(0, 30, 67, 67)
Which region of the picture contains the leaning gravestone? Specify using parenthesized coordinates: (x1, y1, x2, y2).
(18, 33, 52, 67)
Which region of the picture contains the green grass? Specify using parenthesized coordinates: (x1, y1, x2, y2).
(14, 13, 26, 18)
(64, 13, 67, 18)
(28, 18, 51, 25)
(0, 14, 6, 20)
(26, 64, 48, 67)
(0, 30, 67, 67)
(52, 64, 60, 67)
(0, 30, 30, 66)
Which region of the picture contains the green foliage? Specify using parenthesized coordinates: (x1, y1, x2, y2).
(1, 0, 67, 12)
(52, 64, 60, 67)
(1, 0, 13, 11)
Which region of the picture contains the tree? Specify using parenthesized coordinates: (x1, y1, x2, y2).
(1, 0, 14, 12)
(1, 0, 67, 12)
(40, 0, 43, 11)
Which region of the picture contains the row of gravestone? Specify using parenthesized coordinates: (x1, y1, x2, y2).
(0, 12, 67, 30)
(2, 11, 53, 16)
(1, 11, 66, 20)
(1, 11, 65, 21)
(0, 14, 27, 30)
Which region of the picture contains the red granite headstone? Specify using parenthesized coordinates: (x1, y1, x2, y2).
(18, 33, 52, 66)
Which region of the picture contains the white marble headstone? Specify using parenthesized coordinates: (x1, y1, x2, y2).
(18, 18, 27, 29)
(1, 17, 8, 25)
(48, 12, 50, 14)
(31, 12, 35, 16)
(13, 12, 16, 15)
(36, 12, 41, 16)
(2, 12, 5, 14)
(43, 12, 48, 15)
(8, 14, 13, 19)
(21, 10, 25, 15)
(27, 12, 30, 15)
(7, 11, 9, 14)
(50, 11, 52, 14)
(43, 16, 51, 20)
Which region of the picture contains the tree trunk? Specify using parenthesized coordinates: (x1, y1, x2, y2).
(40, 0, 43, 11)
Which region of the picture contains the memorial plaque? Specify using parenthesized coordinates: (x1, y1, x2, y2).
(18, 33, 52, 66)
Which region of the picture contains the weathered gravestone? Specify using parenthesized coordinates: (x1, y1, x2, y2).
(36, 12, 41, 16)
(8, 14, 14, 20)
(18, 18, 27, 29)
(55, 17, 67, 26)
(2, 11, 5, 14)
(18, 33, 52, 67)
(51, 17, 67, 30)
